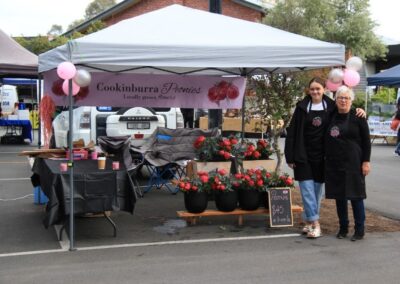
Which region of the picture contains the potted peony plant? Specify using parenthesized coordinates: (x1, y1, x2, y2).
(192, 135, 237, 174)
(231, 168, 269, 210)
(267, 172, 295, 189)
(178, 171, 211, 213)
(208, 168, 237, 212)
(236, 138, 275, 172)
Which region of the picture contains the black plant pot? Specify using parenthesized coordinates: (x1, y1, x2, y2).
(259, 191, 269, 209)
(184, 191, 208, 213)
(214, 191, 238, 212)
(238, 189, 260, 211)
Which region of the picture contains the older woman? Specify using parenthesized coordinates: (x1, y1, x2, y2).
(325, 86, 371, 241)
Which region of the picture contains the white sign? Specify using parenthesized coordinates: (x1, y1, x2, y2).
(368, 119, 397, 137)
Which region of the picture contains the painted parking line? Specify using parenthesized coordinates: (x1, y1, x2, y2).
(0, 233, 300, 258)
(0, 177, 30, 181)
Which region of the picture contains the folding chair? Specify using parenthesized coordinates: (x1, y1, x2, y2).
(135, 127, 219, 194)
(98, 135, 144, 198)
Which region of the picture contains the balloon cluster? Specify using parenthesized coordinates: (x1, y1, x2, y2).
(326, 56, 363, 92)
(53, 61, 91, 97)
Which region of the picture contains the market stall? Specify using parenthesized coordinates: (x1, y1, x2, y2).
(38, 4, 345, 249)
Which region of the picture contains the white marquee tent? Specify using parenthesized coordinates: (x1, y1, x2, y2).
(39, 4, 344, 76)
(38, 4, 345, 250)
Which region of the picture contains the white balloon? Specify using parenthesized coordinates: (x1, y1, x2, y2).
(345, 56, 363, 71)
(328, 68, 344, 84)
(73, 69, 92, 87)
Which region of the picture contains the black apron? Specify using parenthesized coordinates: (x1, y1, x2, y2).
(325, 113, 366, 199)
(294, 102, 328, 182)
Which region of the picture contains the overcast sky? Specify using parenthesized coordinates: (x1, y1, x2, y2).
(0, 0, 398, 42)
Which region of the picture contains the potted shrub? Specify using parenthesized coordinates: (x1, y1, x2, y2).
(192, 135, 237, 174)
(232, 168, 269, 211)
(235, 138, 275, 172)
(178, 172, 210, 213)
(208, 168, 237, 212)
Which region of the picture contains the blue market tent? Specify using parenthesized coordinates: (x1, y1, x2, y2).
(367, 64, 400, 87)
(1, 78, 37, 85)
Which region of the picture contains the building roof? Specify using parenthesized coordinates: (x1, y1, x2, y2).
(63, 0, 266, 37)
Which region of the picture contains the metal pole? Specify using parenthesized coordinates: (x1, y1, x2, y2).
(67, 41, 75, 251)
(68, 78, 75, 251)
(208, 0, 222, 130)
(240, 69, 247, 141)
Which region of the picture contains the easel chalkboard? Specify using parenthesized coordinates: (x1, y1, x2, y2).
(268, 187, 293, 227)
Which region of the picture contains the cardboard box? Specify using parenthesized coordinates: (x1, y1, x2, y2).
(199, 117, 209, 130)
(222, 117, 266, 133)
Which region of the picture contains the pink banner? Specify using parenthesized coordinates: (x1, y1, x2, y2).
(43, 71, 246, 109)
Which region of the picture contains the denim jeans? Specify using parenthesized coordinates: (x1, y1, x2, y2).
(335, 199, 365, 232)
(299, 180, 323, 222)
(395, 142, 400, 154)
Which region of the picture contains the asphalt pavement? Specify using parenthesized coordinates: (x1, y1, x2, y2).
(0, 132, 399, 283)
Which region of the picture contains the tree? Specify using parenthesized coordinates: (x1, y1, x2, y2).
(371, 87, 397, 104)
(264, 0, 387, 60)
(15, 32, 82, 55)
(85, 0, 116, 19)
(67, 19, 85, 31)
(47, 25, 63, 36)
(247, 74, 306, 172)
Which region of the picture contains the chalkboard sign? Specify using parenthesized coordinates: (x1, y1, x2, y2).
(268, 188, 293, 227)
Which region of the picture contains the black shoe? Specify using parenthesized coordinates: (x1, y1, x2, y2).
(336, 229, 348, 239)
(351, 232, 364, 241)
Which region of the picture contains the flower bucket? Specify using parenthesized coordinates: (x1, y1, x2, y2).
(184, 191, 208, 213)
(259, 191, 269, 209)
(242, 159, 276, 171)
(238, 189, 260, 211)
(194, 160, 232, 174)
(214, 191, 238, 212)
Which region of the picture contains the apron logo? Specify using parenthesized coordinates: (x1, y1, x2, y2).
(312, 117, 322, 127)
(330, 126, 340, 137)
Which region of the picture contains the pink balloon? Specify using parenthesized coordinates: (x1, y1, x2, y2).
(62, 79, 80, 96)
(343, 69, 360, 87)
(326, 80, 342, 92)
(57, 61, 76, 80)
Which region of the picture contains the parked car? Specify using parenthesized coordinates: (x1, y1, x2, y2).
(51, 106, 183, 148)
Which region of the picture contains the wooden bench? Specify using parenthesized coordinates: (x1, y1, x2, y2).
(177, 205, 303, 226)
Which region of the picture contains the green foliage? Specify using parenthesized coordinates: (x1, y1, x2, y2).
(85, 0, 116, 19)
(371, 87, 397, 104)
(264, 0, 387, 60)
(15, 33, 81, 55)
(352, 91, 366, 109)
(86, 20, 107, 34)
(247, 73, 306, 172)
(67, 19, 85, 31)
(47, 25, 63, 36)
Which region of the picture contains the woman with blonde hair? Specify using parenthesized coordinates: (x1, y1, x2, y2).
(325, 86, 371, 241)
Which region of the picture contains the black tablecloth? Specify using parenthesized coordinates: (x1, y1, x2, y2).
(32, 158, 137, 228)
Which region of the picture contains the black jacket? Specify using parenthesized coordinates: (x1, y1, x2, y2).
(284, 95, 336, 164)
(325, 109, 371, 199)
